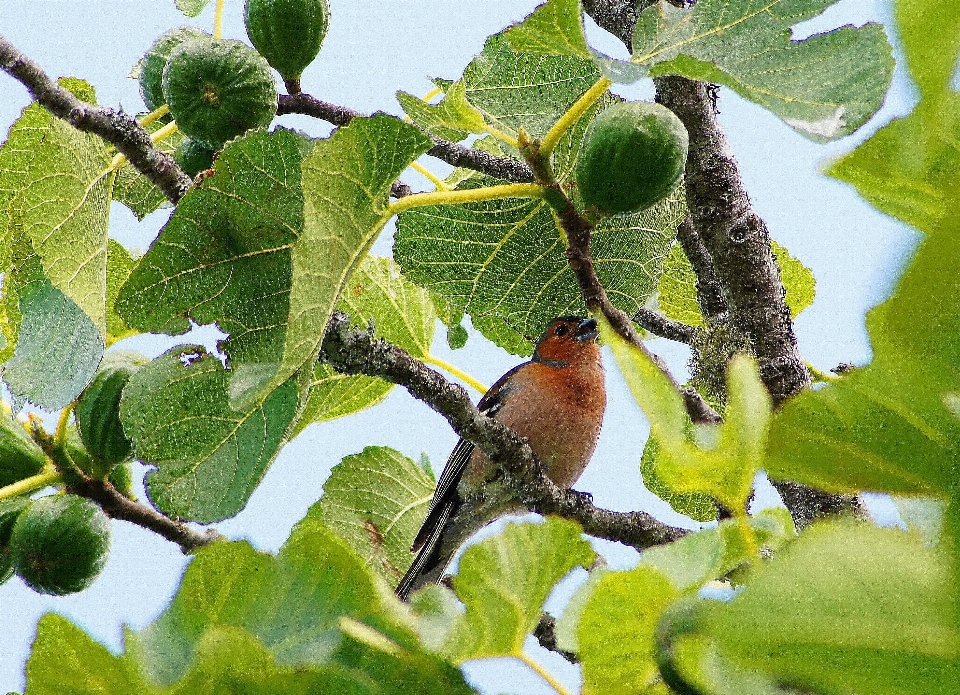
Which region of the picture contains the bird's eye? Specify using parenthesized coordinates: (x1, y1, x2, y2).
(555, 324, 569, 337)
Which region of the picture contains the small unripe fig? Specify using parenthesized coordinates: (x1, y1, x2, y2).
(0, 498, 31, 585)
(575, 101, 688, 217)
(162, 37, 278, 148)
(244, 0, 330, 85)
(174, 137, 217, 177)
(75, 352, 147, 477)
(11, 495, 111, 595)
(137, 27, 210, 112)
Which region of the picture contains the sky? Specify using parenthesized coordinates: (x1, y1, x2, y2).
(0, 1, 918, 692)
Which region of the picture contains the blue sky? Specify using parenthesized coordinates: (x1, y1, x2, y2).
(0, 1, 917, 692)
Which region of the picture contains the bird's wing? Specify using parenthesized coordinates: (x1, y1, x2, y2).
(410, 363, 525, 552)
(396, 499, 455, 600)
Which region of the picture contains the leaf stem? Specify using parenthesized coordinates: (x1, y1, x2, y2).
(736, 512, 760, 559)
(540, 77, 611, 157)
(214, 0, 226, 39)
(516, 652, 574, 695)
(54, 403, 75, 447)
(421, 87, 442, 102)
(0, 467, 62, 502)
(110, 119, 179, 171)
(138, 104, 170, 128)
(422, 354, 487, 394)
(386, 183, 546, 217)
(409, 161, 450, 191)
(484, 126, 520, 150)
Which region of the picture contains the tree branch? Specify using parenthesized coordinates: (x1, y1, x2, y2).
(321, 312, 687, 550)
(0, 33, 192, 205)
(582, 0, 861, 526)
(676, 215, 726, 321)
(633, 307, 700, 344)
(68, 478, 220, 553)
(278, 92, 535, 184)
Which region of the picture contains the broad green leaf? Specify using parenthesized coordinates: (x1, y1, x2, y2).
(297, 366, 393, 427)
(397, 82, 487, 142)
(396, 177, 682, 355)
(165, 626, 276, 695)
(460, 34, 603, 138)
(642, 0, 894, 141)
(175, 0, 212, 18)
(504, 0, 592, 59)
(572, 566, 679, 695)
(116, 128, 314, 387)
(895, 0, 960, 99)
(128, 525, 383, 685)
(827, 95, 960, 234)
(507, 0, 894, 141)
(119, 345, 299, 522)
(112, 120, 184, 220)
(278, 116, 432, 405)
(0, 410, 47, 488)
(640, 437, 718, 522)
(12, 91, 113, 333)
(25, 614, 151, 695)
(608, 319, 768, 511)
(3, 271, 104, 411)
(768, 187, 960, 496)
(105, 240, 137, 345)
(294, 255, 437, 430)
(444, 517, 594, 663)
(314, 446, 435, 584)
(559, 510, 794, 695)
(658, 237, 815, 329)
(668, 523, 960, 695)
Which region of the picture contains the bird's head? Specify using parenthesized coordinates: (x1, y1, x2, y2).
(532, 316, 600, 367)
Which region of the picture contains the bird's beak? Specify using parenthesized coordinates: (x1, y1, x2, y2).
(575, 317, 599, 342)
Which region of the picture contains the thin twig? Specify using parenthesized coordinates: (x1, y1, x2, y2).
(322, 312, 687, 551)
(0, 33, 192, 205)
(278, 92, 535, 184)
(69, 477, 220, 553)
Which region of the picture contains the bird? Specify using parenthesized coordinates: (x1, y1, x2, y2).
(396, 315, 606, 600)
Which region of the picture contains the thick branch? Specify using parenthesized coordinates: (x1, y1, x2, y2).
(633, 307, 699, 344)
(655, 77, 809, 405)
(278, 93, 535, 184)
(322, 312, 687, 550)
(676, 215, 726, 321)
(69, 478, 220, 553)
(0, 33, 192, 205)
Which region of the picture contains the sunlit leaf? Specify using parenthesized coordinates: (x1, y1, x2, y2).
(294, 255, 436, 430)
(397, 82, 487, 142)
(660, 523, 960, 695)
(504, 0, 592, 60)
(444, 517, 594, 663)
(314, 446, 435, 583)
(119, 345, 299, 522)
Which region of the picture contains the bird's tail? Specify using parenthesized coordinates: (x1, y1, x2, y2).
(395, 500, 456, 601)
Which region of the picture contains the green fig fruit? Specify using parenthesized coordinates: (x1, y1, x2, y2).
(137, 26, 210, 112)
(244, 0, 330, 85)
(0, 498, 31, 585)
(75, 352, 147, 477)
(11, 495, 110, 595)
(174, 137, 217, 177)
(162, 37, 278, 148)
(575, 101, 688, 217)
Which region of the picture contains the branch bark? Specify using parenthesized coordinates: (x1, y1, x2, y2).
(69, 478, 220, 553)
(0, 33, 192, 205)
(582, 0, 861, 525)
(322, 312, 687, 551)
(633, 307, 700, 344)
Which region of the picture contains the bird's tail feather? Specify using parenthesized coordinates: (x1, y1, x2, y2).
(396, 501, 455, 601)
